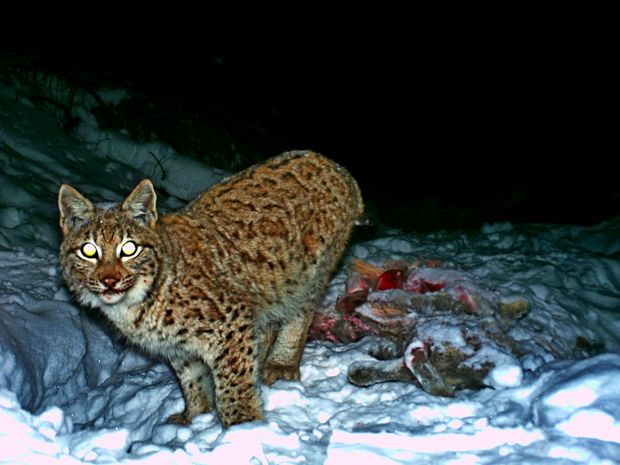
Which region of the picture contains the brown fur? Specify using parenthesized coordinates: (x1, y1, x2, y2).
(58, 150, 363, 427)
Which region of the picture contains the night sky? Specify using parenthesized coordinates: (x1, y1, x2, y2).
(1, 21, 615, 231)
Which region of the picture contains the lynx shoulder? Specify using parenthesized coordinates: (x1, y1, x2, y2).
(58, 150, 363, 427)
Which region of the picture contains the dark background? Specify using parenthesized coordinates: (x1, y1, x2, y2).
(1, 19, 616, 231)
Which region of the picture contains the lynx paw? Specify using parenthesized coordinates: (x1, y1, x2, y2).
(167, 412, 191, 425)
(263, 363, 301, 385)
(167, 404, 210, 425)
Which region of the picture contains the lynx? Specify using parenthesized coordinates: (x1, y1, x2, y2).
(58, 150, 363, 427)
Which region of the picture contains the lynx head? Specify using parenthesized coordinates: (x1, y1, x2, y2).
(58, 180, 161, 312)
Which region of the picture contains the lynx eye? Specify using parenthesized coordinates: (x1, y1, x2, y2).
(80, 242, 98, 259)
(120, 240, 139, 258)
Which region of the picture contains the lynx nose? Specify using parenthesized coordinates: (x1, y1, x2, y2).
(102, 276, 119, 289)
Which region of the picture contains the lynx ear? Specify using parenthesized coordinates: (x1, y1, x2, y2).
(121, 179, 158, 227)
(58, 184, 95, 235)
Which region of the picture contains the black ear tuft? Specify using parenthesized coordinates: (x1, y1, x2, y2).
(121, 179, 158, 227)
(58, 184, 94, 235)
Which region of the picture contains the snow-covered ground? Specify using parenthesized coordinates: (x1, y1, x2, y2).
(1, 72, 620, 464)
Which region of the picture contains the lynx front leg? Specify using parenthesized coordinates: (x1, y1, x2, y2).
(211, 340, 263, 428)
(168, 359, 214, 424)
(263, 311, 313, 385)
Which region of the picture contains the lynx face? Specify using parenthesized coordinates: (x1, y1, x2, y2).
(58, 181, 160, 312)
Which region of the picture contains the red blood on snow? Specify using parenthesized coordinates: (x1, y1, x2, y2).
(376, 269, 405, 290)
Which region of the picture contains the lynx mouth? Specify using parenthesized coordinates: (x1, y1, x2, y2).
(98, 279, 135, 296)
(101, 288, 126, 295)
(97, 285, 132, 304)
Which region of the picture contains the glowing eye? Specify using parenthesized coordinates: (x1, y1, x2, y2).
(80, 242, 98, 259)
(120, 240, 138, 257)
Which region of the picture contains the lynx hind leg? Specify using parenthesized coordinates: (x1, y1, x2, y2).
(168, 359, 214, 424)
(256, 324, 277, 369)
(263, 310, 314, 385)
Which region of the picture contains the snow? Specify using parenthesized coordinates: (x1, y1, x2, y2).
(486, 363, 523, 388)
(1, 71, 620, 464)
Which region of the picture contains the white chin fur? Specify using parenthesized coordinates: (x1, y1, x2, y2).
(99, 292, 126, 305)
